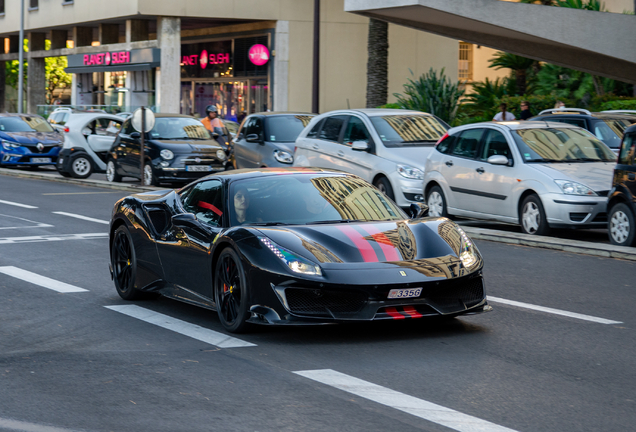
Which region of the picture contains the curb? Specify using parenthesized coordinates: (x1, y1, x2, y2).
(3, 168, 635, 261)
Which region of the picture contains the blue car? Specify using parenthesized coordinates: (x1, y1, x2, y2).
(0, 113, 63, 167)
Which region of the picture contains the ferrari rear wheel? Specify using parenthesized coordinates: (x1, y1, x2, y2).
(214, 248, 250, 333)
(112, 225, 144, 300)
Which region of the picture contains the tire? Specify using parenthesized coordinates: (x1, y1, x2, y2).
(111, 225, 144, 300)
(374, 176, 395, 201)
(69, 153, 93, 179)
(426, 185, 448, 218)
(58, 170, 71, 178)
(106, 159, 122, 183)
(143, 163, 158, 186)
(608, 203, 636, 246)
(520, 194, 549, 236)
(214, 248, 251, 333)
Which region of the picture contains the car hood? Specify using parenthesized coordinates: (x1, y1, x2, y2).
(0, 131, 62, 145)
(382, 146, 435, 170)
(253, 218, 474, 271)
(149, 139, 223, 154)
(529, 162, 614, 192)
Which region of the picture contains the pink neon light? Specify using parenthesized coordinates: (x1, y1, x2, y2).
(248, 44, 269, 66)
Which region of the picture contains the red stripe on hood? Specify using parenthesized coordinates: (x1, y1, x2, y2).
(336, 226, 378, 262)
(358, 225, 401, 262)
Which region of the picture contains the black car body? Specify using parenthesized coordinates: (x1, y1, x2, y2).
(607, 124, 636, 246)
(530, 108, 635, 153)
(106, 113, 227, 185)
(108, 168, 490, 333)
(0, 114, 63, 167)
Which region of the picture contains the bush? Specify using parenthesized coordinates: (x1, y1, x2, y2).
(376, 103, 401, 109)
(589, 97, 636, 112)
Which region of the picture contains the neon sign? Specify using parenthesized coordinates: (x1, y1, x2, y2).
(248, 44, 269, 66)
(181, 52, 230, 69)
(83, 51, 131, 66)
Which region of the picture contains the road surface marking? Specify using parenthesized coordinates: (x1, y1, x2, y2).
(0, 233, 107, 244)
(52, 212, 109, 225)
(105, 305, 256, 349)
(294, 369, 518, 432)
(488, 296, 622, 325)
(0, 266, 88, 293)
(0, 416, 82, 432)
(0, 214, 53, 230)
(0, 199, 37, 209)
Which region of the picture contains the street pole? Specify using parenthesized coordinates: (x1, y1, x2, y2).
(18, 0, 25, 113)
(312, 0, 320, 114)
(140, 107, 145, 185)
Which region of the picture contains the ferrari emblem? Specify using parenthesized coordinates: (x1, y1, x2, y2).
(37, 143, 44, 151)
(399, 271, 407, 277)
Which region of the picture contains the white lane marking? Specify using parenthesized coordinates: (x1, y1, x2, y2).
(0, 233, 107, 244)
(295, 369, 518, 432)
(0, 199, 38, 209)
(488, 296, 622, 325)
(0, 213, 53, 230)
(52, 212, 109, 225)
(0, 266, 88, 293)
(104, 305, 256, 349)
(0, 416, 82, 432)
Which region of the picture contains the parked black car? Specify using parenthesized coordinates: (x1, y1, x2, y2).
(106, 114, 228, 186)
(530, 108, 635, 154)
(608, 124, 636, 246)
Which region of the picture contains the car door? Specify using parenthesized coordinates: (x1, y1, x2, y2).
(234, 116, 264, 168)
(470, 128, 517, 217)
(86, 117, 122, 160)
(442, 128, 486, 213)
(304, 115, 347, 170)
(329, 115, 376, 181)
(156, 179, 225, 299)
(112, 119, 139, 175)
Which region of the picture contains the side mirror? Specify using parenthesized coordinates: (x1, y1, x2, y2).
(351, 141, 369, 151)
(172, 213, 197, 225)
(487, 155, 510, 165)
(409, 202, 429, 219)
(246, 134, 262, 144)
(130, 132, 141, 139)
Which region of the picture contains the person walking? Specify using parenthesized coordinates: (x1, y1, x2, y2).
(201, 105, 224, 133)
(519, 101, 533, 120)
(493, 103, 515, 121)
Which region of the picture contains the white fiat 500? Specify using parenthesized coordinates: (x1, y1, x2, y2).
(423, 121, 616, 235)
(293, 109, 449, 208)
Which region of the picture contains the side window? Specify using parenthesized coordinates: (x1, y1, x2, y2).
(318, 116, 346, 142)
(122, 119, 135, 135)
(306, 119, 324, 138)
(181, 180, 224, 227)
(436, 134, 456, 154)
(342, 116, 370, 145)
(451, 129, 484, 159)
(554, 118, 586, 128)
(245, 117, 263, 139)
(619, 134, 635, 166)
(480, 129, 512, 162)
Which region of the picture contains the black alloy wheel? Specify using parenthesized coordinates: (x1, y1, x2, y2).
(374, 176, 395, 201)
(520, 194, 549, 236)
(214, 248, 250, 333)
(111, 226, 144, 300)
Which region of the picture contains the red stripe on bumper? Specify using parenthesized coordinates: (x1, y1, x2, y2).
(403, 306, 423, 318)
(385, 307, 406, 320)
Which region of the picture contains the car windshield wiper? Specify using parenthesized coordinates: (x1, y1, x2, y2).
(250, 222, 287, 226)
(305, 219, 364, 224)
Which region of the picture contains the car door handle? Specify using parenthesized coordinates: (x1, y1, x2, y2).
(629, 173, 635, 180)
(445, 160, 453, 167)
(312, 144, 320, 150)
(337, 150, 345, 157)
(476, 167, 485, 174)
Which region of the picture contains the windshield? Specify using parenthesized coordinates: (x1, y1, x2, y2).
(370, 115, 448, 147)
(513, 128, 616, 162)
(593, 118, 635, 149)
(229, 174, 405, 226)
(149, 118, 211, 140)
(265, 115, 315, 142)
(0, 116, 54, 133)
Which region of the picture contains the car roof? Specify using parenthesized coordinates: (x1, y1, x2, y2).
(151, 113, 196, 119)
(64, 113, 124, 124)
(533, 111, 636, 121)
(450, 120, 580, 133)
(196, 167, 350, 183)
(317, 108, 433, 117)
(249, 112, 316, 117)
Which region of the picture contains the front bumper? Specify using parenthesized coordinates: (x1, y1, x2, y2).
(387, 174, 425, 207)
(1, 147, 61, 165)
(152, 155, 226, 182)
(542, 193, 608, 228)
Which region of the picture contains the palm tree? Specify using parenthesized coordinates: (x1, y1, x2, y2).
(488, 52, 536, 95)
(366, 18, 388, 108)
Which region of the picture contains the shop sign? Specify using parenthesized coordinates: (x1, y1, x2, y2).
(248, 44, 269, 66)
(83, 51, 131, 66)
(180, 50, 231, 69)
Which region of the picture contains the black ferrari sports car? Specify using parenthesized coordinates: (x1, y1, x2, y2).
(109, 168, 491, 333)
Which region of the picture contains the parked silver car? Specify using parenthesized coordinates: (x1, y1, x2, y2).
(423, 121, 616, 235)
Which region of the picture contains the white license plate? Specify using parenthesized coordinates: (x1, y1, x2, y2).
(388, 288, 422, 299)
(186, 165, 212, 172)
(31, 158, 51, 163)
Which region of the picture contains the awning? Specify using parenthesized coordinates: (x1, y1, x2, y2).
(65, 62, 159, 74)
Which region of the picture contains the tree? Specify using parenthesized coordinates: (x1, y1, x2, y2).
(366, 18, 388, 108)
(488, 52, 536, 96)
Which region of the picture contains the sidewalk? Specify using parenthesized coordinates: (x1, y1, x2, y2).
(3, 167, 635, 261)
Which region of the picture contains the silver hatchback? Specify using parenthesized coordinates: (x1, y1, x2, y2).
(423, 121, 616, 235)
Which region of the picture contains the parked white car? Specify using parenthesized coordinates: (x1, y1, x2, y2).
(423, 121, 616, 235)
(293, 109, 449, 207)
(55, 113, 124, 178)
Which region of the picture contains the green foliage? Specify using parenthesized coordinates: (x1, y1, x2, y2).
(495, 95, 575, 119)
(462, 77, 510, 120)
(593, 98, 636, 112)
(519, 0, 605, 9)
(488, 52, 535, 72)
(376, 103, 401, 109)
(393, 68, 465, 124)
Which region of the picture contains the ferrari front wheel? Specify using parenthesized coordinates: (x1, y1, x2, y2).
(111, 225, 144, 300)
(214, 248, 250, 333)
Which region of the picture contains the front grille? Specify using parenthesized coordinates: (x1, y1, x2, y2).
(570, 212, 588, 222)
(285, 288, 367, 317)
(424, 276, 485, 313)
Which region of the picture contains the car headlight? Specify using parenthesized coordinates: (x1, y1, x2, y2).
(1, 140, 20, 151)
(455, 225, 479, 269)
(160, 149, 174, 160)
(259, 237, 322, 276)
(397, 164, 424, 180)
(554, 180, 597, 196)
(216, 149, 227, 161)
(274, 149, 294, 164)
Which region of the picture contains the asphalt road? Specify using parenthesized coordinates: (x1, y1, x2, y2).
(0, 175, 634, 432)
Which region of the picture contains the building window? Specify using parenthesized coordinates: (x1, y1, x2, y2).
(29, 0, 38, 9)
(458, 42, 473, 82)
(0, 0, 5, 15)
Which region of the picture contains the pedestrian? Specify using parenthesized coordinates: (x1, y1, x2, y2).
(493, 103, 515, 121)
(554, 100, 566, 109)
(201, 105, 224, 133)
(519, 101, 533, 120)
